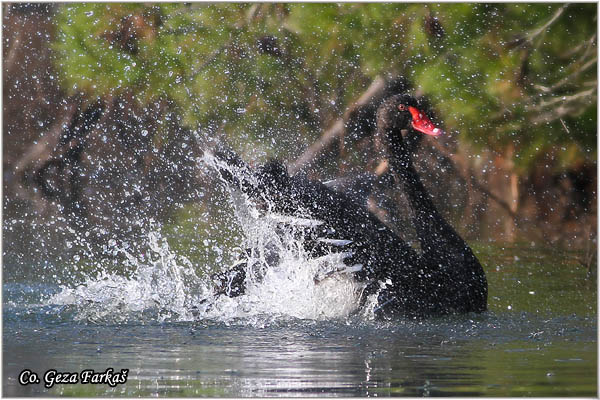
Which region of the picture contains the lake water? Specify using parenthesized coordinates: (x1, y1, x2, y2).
(3, 242, 596, 397)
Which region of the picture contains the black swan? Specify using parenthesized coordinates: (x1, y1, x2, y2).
(209, 94, 487, 318)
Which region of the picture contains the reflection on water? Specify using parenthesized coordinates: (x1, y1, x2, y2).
(3, 242, 597, 397)
(3, 313, 597, 397)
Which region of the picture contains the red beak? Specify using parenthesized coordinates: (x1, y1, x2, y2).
(408, 106, 444, 136)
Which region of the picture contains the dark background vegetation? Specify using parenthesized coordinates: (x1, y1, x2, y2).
(3, 3, 597, 276)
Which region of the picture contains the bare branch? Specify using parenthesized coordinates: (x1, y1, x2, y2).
(532, 87, 596, 111)
(528, 4, 569, 44)
(426, 140, 519, 220)
(548, 56, 597, 91)
(561, 32, 596, 59)
(288, 76, 387, 174)
(3, 15, 24, 77)
(507, 4, 569, 51)
(13, 104, 79, 174)
(530, 101, 593, 125)
(578, 33, 597, 64)
(559, 118, 570, 134)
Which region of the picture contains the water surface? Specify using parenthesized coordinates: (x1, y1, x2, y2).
(3, 244, 596, 397)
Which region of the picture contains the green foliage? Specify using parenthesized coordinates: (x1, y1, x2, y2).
(54, 3, 596, 170)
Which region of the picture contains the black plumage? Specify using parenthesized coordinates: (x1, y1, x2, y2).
(209, 94, 487, 318)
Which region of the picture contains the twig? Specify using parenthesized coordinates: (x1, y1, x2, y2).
(528, 4, 569, 45)
(561, 32, 596, 59)
(14, 103, 79, 173)
(559, 118, 570, 134)
(578, 33, 597, 64)
(507, 4, 569, 51)
(531, 87, 596, 111)
(3, 18, 24, 77)
(426, 140, 519, 220)
(288, 76, 387, 174)
(548, 56, 597, 92)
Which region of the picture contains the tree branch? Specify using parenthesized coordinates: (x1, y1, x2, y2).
(528, 4, 568, 45)
(288, 76, 387, 174)
(531, 87, 596, 112)
(426, 140, 519, 220)
(534, 55, 597, 93)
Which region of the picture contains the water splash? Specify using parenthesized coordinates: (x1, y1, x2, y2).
(198, 151, 365, 321)
(49, 150, 366, 324)
(50, 230, 208, 323)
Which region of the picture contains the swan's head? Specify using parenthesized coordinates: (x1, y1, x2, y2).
(376, 94, 444, 137)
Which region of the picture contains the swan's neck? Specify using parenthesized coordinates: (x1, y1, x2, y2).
(384, 127, 437, 215)
(386, 127, 472, 257)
